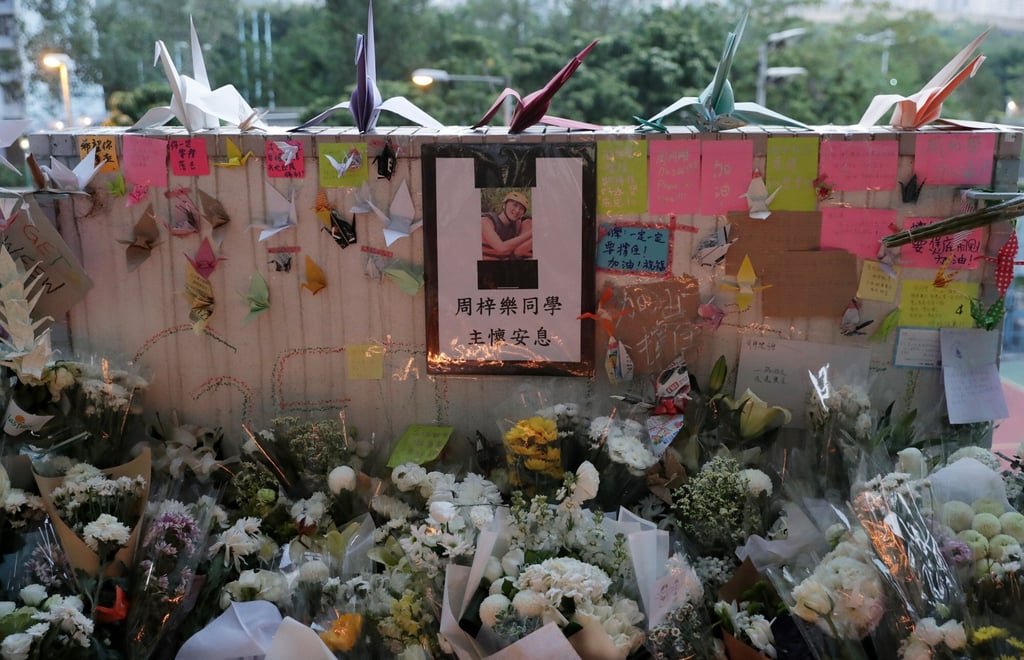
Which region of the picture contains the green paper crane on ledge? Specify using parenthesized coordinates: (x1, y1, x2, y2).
(636, 13, 809, 133)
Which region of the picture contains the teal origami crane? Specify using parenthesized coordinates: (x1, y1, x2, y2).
(637, 14, 809, 133)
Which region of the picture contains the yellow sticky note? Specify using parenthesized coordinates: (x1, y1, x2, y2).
(898, 280, 978, 328)
(319, 143, 368, 188)
(597, 140, 648, 215)
(857, 261, 901, 303)
(386, 425, 454, 468)
(346, 343, 384, 380)
(78, 135, 119, 174)
(766, 137, 819, 211)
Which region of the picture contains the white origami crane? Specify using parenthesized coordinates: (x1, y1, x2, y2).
(39, 147, 107, 192)
(0, 194, 22, 231)
(0, 119, 31, 174)
(741, 172, 779, 220)
(273, 141, 299, 166)
(352, 179, 420, 247)
(134, 17, 268, 133)
(252, 183, 297, 242)
(859, 30, 988, 129)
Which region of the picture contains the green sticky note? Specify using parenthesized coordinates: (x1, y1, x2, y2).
(898, 280, 979, 328)
(386, 424, 454, 468)
(319, 143, 368, 187)
(346, 343, 384, 380)
(598, 140, 648, 215)
(766, 137, 819, 211)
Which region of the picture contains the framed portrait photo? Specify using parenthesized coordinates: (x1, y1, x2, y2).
(422, 142, 596, 376)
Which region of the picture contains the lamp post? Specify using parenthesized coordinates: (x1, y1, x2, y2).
(412, 68, 512, 126)
(43, 53, 73, 127)
(756, 27, 808, 106)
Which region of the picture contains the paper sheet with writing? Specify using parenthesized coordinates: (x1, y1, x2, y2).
(899, 280, 978, 328)
(765, 137, 819, 211)
(597, 140, 648, 215)
(940, 327, 1008, 423)
(648, 140, 700, 214)
(914, 133, 996, 185)
(700, 140, 752, 215)
(820, 208, 896, 260)
(736, 337, 871, 428)
(857, 260, 900, 303)
(818, 139, 898, 191)
(893, 327, 941, 368)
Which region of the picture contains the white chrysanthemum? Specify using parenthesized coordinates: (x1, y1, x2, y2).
(290, 492, 328, 528)
(479, 594, 510, 628)
(516, 557, 612, 606)
(429, 500, 458, 525)
(511, 589, 548, 617)
(941, 500, 975, 533)
(328, 465, 357, 494)
(210, 517, 264, 569)
(469, 505, 494, 530)
(947, 446, 1001, 471)
(972, 512, 1002, 539)
(940, 620, 966, 649)
(391, 463, 427, 492)
(501, 548, 525, 577)
(18, 585, 47, 607)
(0, 601, 15, 617)
(739, 468, 772, 497)
(483, 556, 504, 584)
(454, 473, 502, 506)
(82, 514, 132, 551)
(999, 511, 1024, 542)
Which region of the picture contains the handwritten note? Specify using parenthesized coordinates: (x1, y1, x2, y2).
(900, 218, 983, 269)
(122, 135, 168, 188)
(818, 140, 898, 191)
(77, 135, 119, 174)
(857, 260, 900, 303)
(319, 143, 368, 188)
(346, 343, 384, 380)
(893, 327, 941, 368)
(898, 280, 978, 328)
(648, 140, 700, 214)
(167, 137, 210, 177)
(914, 133, 996, 185)
(736, 336, 870, 428)
(597, 140, 648, 215)
(266, 140, 305, 179)
(700, 140, 752, 214)
(820, 208, 897, 259)
(596, 223, 671, 275)
(940, 327, 1008, 423)
(766, 137, 819, 211)
(386, 424, 454, 468)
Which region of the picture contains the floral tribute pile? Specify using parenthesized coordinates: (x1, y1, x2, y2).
(3, 244, 1024, 659)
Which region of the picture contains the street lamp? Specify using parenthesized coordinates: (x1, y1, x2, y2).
(756, 27, 808, 106)
(43, 53, 73, 127)
(412, 68, 512, 126)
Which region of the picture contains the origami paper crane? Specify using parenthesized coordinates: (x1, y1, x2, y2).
(351, 180, 420, 247)
(577, 286, 630, 337)
(0, 194, 23, 232)
(198, 190, 231, 245)
(134, 17, 268, 132)
(39, 147, 107, 192)
(693, 226, 736, 267)
(183, 262, 214, 333)
(117, 205, 162, 272)
(0, 119, 31, 174)
(638, 14, 809, 133)
(185, 237, 225, 279)
(272, 141, 300, 167)
(859, 30, 988, 129)
(698, 299, 726, 331)
(472, 39, 601, 134)
(164, 188, 200, 236)
(302, 256, 326, 294)
(719, 254, 770, 311)
(741, 172, 778, 219)
(292, 1, 442, 133)
(214, 139, 253, 168)
(252, 184, 297, 242)
(840, 299, 872, 336)
(243, 272, 270, 324)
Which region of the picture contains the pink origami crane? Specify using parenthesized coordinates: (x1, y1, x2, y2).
(473, 39, 600, 134)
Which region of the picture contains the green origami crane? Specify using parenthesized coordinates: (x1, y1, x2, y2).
(637, 14, 809, 133)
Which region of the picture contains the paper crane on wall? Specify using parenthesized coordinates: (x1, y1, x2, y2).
(859, 30, 988, 129)
(134, 18, 268, 133)
(637, 14, 809, 133)
(719, 254, 770, 311)
(292, 1, 443, 133)
(472, 39, 601, 134)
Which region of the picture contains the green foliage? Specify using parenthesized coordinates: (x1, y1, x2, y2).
(106, 82, 173, 124)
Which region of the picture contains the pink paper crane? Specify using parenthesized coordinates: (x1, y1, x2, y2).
(473, 39, 600, 134)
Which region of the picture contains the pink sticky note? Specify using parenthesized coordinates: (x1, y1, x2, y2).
(648, 140, 700, 214)
(266, 140, 305, 179)
(700, 140, 752, 215)
(167, 137, 210, 177)
(122, 135, 168, 188)
(819, 140, 898, 191)
(914, 133, 996, 185)
(820, 208, 897, 259)
(901, 217, 984, 269)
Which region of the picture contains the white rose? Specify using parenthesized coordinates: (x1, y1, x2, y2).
(1, 633, 33, 660)
(18, 584, 47, 607)
(571, 461, 599, 505)
(914, 617, 943, 646)
(429, 501, 457, 525)
(939, 620, 967, 649)
(901, 639, 931, 660)
(328, 466, 357, 494)
(479, 594, 511, 627)
(511, 589, 548, 617)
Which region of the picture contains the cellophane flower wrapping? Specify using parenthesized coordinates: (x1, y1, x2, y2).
(585, 413, 658, 509)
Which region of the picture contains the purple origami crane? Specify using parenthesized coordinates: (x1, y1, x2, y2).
(292, 1, 442, 133)
(473, 39, 600, 134)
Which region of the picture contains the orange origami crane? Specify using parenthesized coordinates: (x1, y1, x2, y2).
(858, 30, 988, 129)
